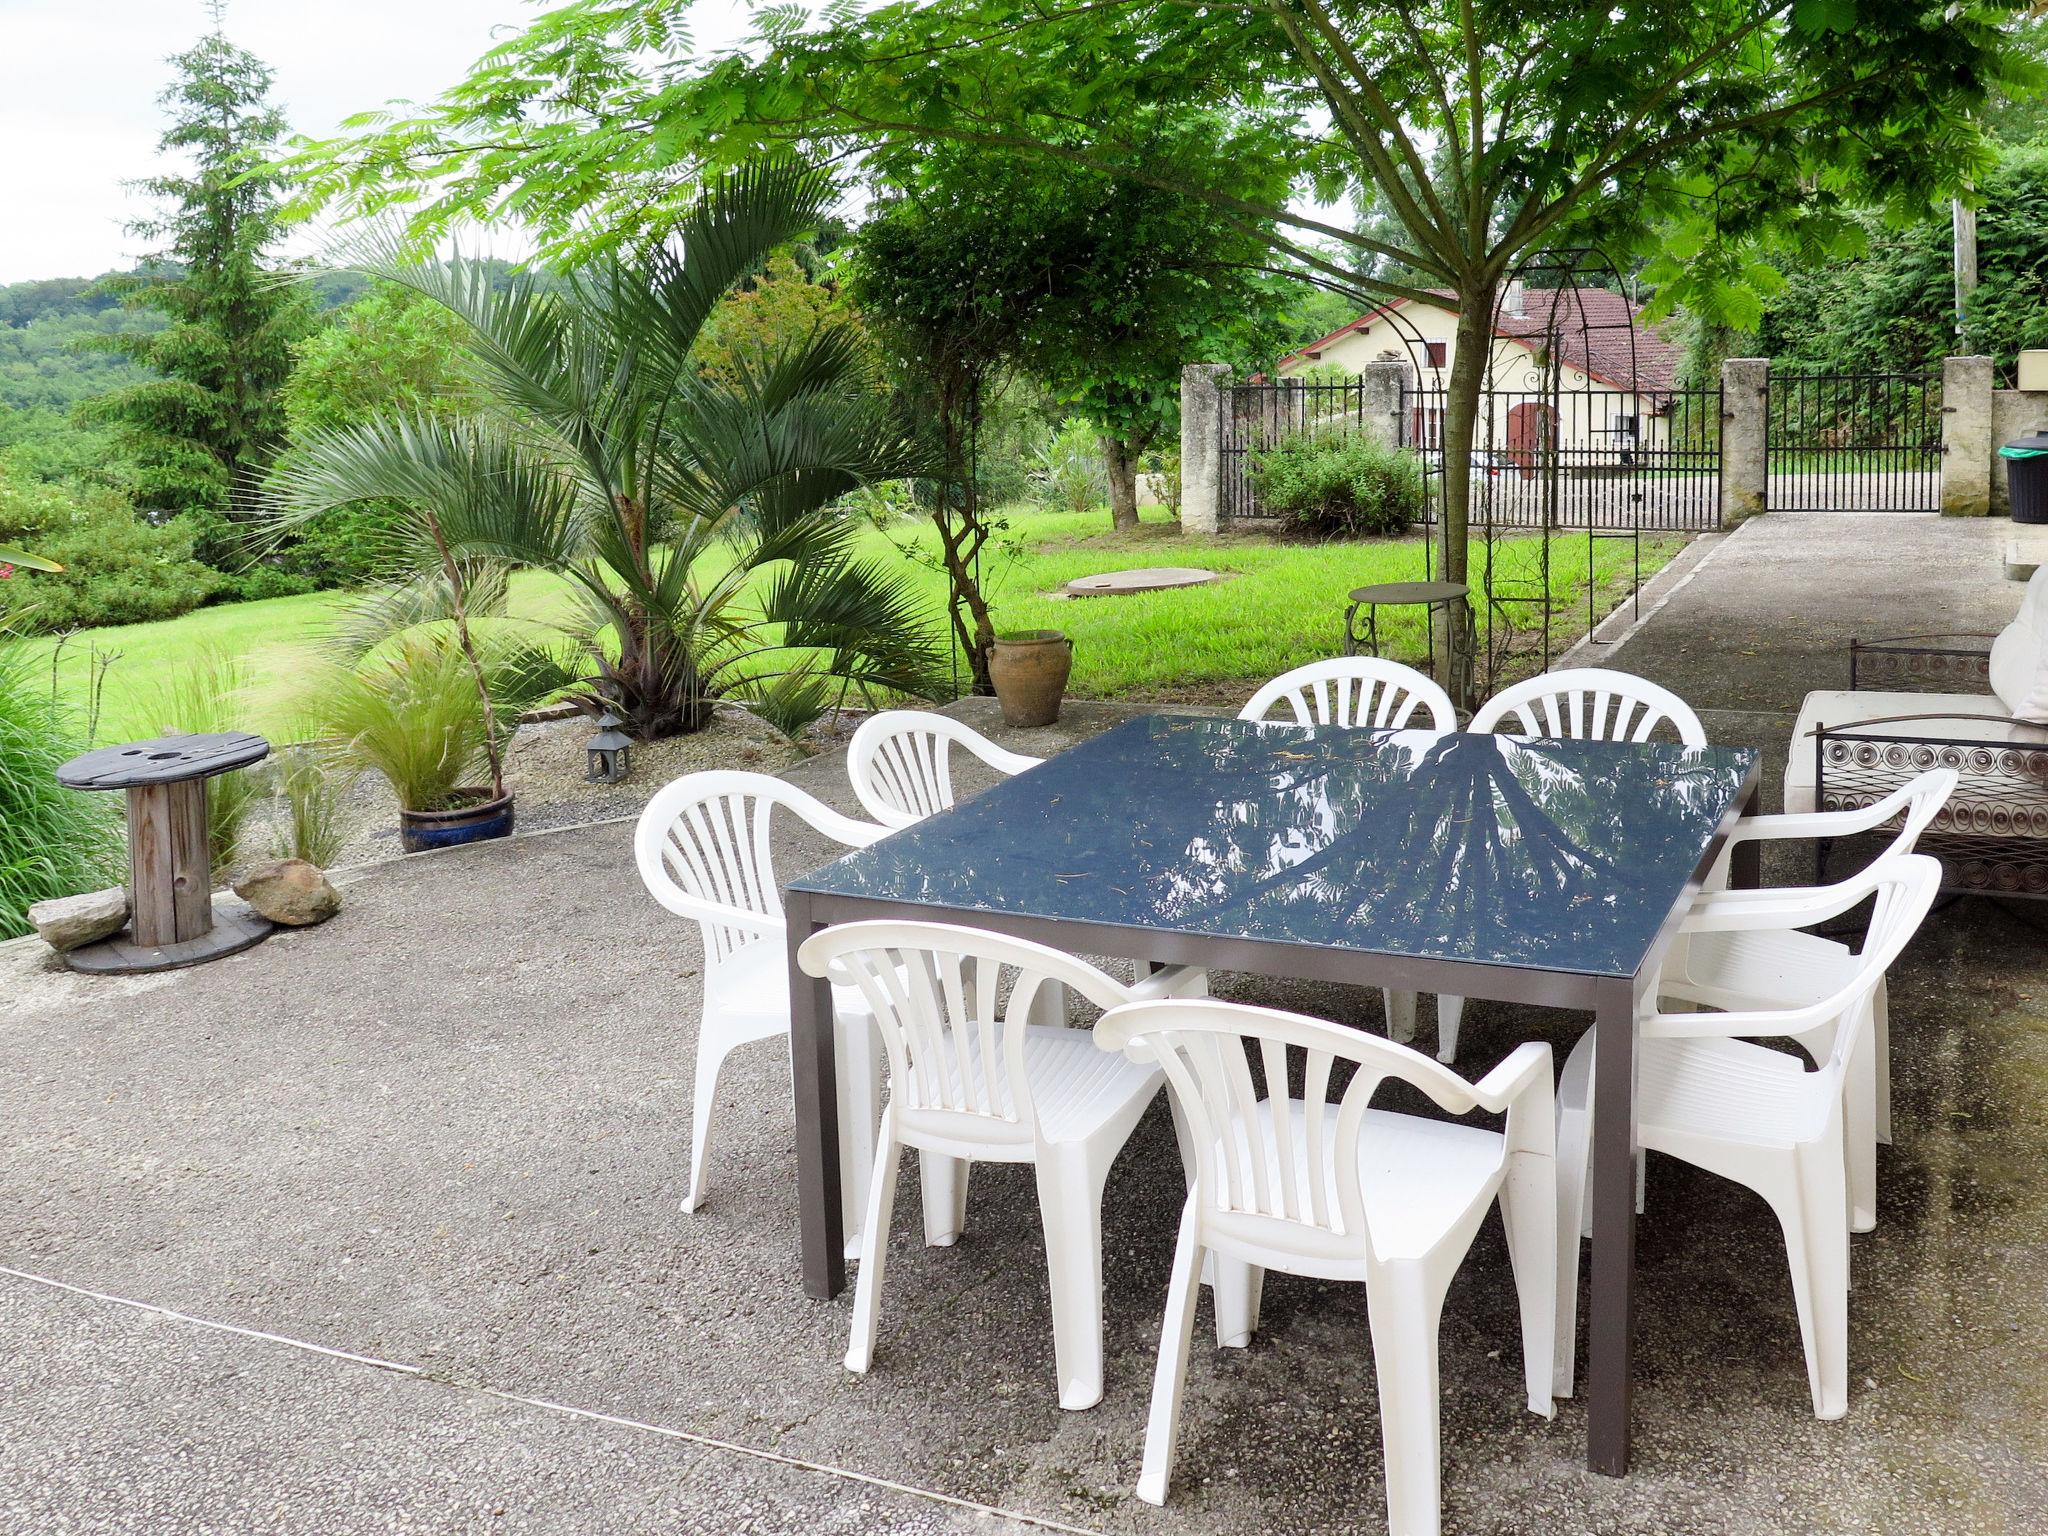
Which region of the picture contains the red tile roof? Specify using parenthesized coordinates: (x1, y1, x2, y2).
(1280, 288, 1680, 394)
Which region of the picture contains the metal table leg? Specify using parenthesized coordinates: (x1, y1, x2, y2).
(1586, 973, 1640, 1475)
(785, 889, 846, 1299)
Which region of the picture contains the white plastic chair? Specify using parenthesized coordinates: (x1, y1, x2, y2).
(1096, 997, 1555, 1535)
(635, 770, 890, 1254)
(1239, 657, 1458, 734)
(1421, 668, 1711, 1065)
(847, 709, 1043, 830)
(1553, 854, 1941, 1418)
(1467, 666, 1709, 746)
(1664, 769, 1957, 1231)
(1240, 659, 1458, 1050)
(797, 920, 1205, 1411)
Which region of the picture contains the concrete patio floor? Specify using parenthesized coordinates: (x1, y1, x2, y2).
(4, 512, 2045, 1535)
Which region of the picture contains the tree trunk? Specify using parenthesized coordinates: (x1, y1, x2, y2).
(1100, 436, 1141, 532)
(1436, 285, 1499, 710)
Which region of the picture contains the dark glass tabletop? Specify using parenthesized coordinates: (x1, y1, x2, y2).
(792, 714, 1758, 980)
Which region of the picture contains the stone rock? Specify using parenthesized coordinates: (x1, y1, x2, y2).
(233, 859, 341, 927)
(29, 888, 129, 951)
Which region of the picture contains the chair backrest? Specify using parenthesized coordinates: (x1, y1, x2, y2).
(1238, 659, 1457, 732)
(847, 710, 1043, 829)
(798, 920, 1146, 1149)
(1468, 667, 1707, 746)
(635, 770, 884, 964)
(1096, 997, 1513, 1268)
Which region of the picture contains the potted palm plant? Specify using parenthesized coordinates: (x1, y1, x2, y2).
(311, 624, 565, 852)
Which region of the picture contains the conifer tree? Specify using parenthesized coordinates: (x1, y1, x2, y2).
(82, 2, 312, 589)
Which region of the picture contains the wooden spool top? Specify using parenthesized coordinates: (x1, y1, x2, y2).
(57, 731, 270, 790)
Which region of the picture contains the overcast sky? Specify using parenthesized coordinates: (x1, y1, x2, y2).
(0, 0, 753, 284)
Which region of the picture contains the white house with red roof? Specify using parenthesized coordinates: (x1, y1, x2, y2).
(1274, 283, 1683, 457)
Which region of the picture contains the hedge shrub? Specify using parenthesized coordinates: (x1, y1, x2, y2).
(0, 465, 216, 631)
(1250, 429, 1427, 539)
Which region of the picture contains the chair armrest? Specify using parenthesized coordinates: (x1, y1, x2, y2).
(1126, 964, 1208, 1003)
(1469, 1041, 1555, 1114)
(644, 885, 783, 945)
(1640, 1005, 1825, 1041)
(1681, 877, 1883, 934)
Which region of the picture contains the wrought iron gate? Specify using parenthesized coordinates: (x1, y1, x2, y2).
(1218, 379, 1721, 532)
(1765, 371, 1942, 512)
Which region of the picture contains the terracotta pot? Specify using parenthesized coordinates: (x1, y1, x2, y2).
(398, 789, 516, 854)
(989, 630, 1073, 727)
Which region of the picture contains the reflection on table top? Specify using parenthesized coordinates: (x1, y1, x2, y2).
(792, 714, 1759, 979)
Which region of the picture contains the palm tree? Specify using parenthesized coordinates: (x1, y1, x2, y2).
(270, 161, 945, 738)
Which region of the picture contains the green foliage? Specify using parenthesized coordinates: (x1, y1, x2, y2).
(1250, 430, 1427, 540)
(265, 283, 473, 589)
(691, 252, 855, 388)
(307, 633, 562, 813)
(79, 22, 316, 591)
(0, 461, 217, 632)
(1037, 419, 1107, 517)
(270, 741, 348, 867)
(268, 162, 946, 739)
(1757, 142, 2048, 383)
(0, 634, 122, 939)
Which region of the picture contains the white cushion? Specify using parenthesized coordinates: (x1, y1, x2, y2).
(1782, 689, 2021, 813)
(1990, 566, 2048, 721)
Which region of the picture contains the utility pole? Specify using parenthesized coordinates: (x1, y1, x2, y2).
(1953, 196, 1978, 340)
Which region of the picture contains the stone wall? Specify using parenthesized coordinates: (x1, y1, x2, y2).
(1992, 389, 2048, 515)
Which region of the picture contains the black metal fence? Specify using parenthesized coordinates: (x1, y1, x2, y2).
(1220, 379, 1722, 531)
(1765, 371, 1942, 512)
(1219, 379, 1398, 522)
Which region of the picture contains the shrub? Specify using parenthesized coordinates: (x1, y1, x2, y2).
(0, 465, 217, 631)
(1036, 416, 1107, 515)
(0, 633, 122, 938)
(1249, 430, 1427, 539)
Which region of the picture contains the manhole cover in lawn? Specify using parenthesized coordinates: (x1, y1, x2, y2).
(1060, 566, 1224, 598)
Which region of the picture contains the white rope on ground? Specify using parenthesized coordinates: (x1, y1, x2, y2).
(0, 1264, 1111, 1536)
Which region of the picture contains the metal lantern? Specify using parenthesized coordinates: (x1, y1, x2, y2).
(585, 710, 633, 784)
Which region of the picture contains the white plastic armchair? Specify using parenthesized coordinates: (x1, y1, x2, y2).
(635, 771, 889, 1249)
(1238, 658, 1458, 732)
(1665, 768, 1957, 1226)
(797, 920, 1204, 1412)
(1554, 855, 1941, 1419)
(1096, 997, 1555, 1535)
(847, 709, 1043, 830)
(1468, 667, 1708, 745)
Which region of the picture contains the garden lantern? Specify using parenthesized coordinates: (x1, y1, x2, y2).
(585, 711, 633, 784)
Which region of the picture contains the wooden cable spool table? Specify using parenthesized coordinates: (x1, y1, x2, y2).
(55, 731, 273, 974)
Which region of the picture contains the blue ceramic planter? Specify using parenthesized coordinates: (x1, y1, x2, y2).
(398, 791, 515, 854)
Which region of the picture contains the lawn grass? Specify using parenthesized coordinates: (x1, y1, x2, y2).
(21, 506, 1684, 742)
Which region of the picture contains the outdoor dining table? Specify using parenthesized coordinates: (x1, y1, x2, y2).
(783, 713, 1761, 1476)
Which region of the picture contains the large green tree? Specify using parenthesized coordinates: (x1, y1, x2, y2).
(890, 140, 1292, 529)
(289, 0, 2029, 695)
(84, 10, 313, 584)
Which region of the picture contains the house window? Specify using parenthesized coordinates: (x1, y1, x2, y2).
(1424, 341, 1448, 368)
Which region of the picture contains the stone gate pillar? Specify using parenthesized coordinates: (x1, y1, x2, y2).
(1358, 360, 1410, 449)
(1180, 363, 1233, 534)
(1720, 358, 1769, 525)
(1942, 354, 1993, 517)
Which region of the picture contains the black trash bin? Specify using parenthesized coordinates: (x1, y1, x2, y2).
(2002, 432, 2048, 523)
